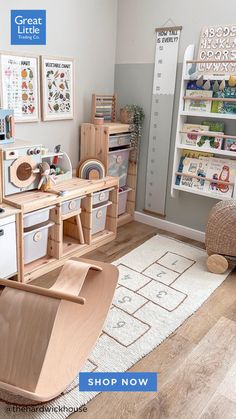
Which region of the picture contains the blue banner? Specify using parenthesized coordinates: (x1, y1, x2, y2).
(79, 372, 158, 392)
(11, 10, 46, 45)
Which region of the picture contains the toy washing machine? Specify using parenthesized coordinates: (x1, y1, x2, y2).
(2, 140, 42, 196)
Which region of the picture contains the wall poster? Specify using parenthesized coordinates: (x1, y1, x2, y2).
(41, 56, 74, 121)
(0, 52, 40, 122)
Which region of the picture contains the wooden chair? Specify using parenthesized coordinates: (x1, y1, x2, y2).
(0, 259, 118, 401)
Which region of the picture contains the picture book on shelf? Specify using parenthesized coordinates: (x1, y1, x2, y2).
(203, 158, 236, 198)
(175, 150, 213, 186)
(181, 123, 209, 146)
(180, 157, 208, 191)
(184, 90, 213, 113)
(196, 131, 223, 150)
(201, 120, 225, 132)
(181, 123, 223, 150)
(224, 138, 236, 152)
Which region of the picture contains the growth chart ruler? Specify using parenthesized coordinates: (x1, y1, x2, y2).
(144, 25, 182, 216)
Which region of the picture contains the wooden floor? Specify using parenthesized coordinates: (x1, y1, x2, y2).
(36, 221, 236, 419)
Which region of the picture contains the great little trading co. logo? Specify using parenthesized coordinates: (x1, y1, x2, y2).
(11, 10, 46, 45)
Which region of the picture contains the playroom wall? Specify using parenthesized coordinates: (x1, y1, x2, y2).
(114, 0, 236, 232)
(0, 0, 118, 168)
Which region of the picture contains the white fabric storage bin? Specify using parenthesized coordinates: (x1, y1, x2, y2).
(118, 187, 132, 216)
(92, 188, 114, 206)
(92, 202, 112, 235)
(108, 148, 131, 187)
(24, 206, 55, 229)
(61, 196, 85, 215)
(24, 221, 54, 264)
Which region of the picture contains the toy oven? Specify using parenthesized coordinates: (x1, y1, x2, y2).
(2, 144, 42, 196)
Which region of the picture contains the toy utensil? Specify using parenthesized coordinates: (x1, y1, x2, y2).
(53, 144, 62, 166)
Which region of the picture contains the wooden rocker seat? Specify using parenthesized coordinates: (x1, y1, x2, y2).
(0, 258, 118, 402)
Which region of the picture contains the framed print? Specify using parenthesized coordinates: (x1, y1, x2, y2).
(41, 56, 74, 121)
(0, 52, 40, 122)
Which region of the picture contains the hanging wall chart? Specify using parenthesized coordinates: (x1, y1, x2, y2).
(144, 24, 182, 216)
(0, 52, 40, 122)
(41, 56, 74, 121)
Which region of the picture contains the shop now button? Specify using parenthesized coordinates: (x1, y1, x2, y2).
(79, 372, 158, 392)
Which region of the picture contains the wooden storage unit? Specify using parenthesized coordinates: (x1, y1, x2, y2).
(80, 122, 137, 226)
(3, 176, 119, 283)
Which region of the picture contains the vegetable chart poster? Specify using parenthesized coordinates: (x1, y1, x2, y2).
(0, 53, 39, 122)
(41, 57, 74, 120)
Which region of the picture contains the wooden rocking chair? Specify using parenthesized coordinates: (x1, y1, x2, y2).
(0, 259, 118, 402)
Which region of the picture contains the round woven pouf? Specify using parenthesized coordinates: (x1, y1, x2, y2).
(205, 199, 236, 258)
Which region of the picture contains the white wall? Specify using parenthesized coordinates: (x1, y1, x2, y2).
(0, 0, 117, 167)
(116, 0, 236, 64)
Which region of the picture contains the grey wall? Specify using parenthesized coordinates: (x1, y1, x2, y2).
(115, 0, 236, 232)
(0, 0, 117, 167)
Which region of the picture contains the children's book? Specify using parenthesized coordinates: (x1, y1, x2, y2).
(201, 120, 225, 132)
(196, 131, 223, 150)
(203, 157, 236, 198)
(180, 157, 208, 191)
(175, 150, 213, 186)
(184, 90, 213, 113)
(181, 123, 209, 146)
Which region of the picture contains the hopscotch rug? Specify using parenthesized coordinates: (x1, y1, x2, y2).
(0, 235, 231, 418)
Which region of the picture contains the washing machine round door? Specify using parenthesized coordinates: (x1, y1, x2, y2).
(9, 156, 38, 188)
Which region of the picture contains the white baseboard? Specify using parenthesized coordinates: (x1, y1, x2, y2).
(134, 211, 205, 243)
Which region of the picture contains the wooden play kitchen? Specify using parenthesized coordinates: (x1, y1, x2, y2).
(0, 138, 119, 283)
(1, 176, 118, 283)
(0, 93, 139, 284)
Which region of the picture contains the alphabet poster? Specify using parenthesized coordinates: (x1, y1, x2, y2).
(197, 25, 236, 74)
(145, 26, 182, 215)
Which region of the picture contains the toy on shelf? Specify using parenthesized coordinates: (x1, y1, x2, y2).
(0, 259, 118, 401)
(91, 94, 117, 123)
(0, 109, 15, 145)
(77, 158, 106, 180)
(38, 162, 56, 191)
(206, 200, 236, 273)
(41, 147, 72, 184)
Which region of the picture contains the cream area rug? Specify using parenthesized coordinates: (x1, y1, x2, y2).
(0, 235, 231, 418)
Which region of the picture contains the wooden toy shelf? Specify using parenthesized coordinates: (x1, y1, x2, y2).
(80, 122, 138, 226)
(3, 176, 119, 283)
(171, 44, 236, 201)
